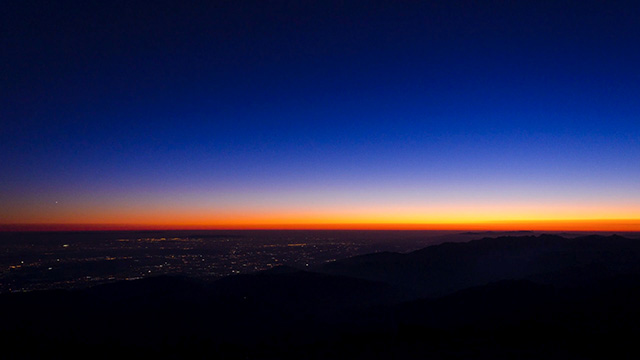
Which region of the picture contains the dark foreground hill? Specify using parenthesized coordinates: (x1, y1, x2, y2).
(3, 234, 640, 359)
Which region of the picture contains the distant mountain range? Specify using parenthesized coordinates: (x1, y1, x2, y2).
(317, 234, 640, 297)
(3, 234, 640, 359)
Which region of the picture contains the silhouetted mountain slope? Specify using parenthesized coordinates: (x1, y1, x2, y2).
(318, 234, 640, 297)
(386, 274, 640, 359)
(396, 279, 561, 329)
(3, 234, 640, 359)
(0, 267, 404, 356)
(85, 274, 208, 303)
(211, 269, 403, 310)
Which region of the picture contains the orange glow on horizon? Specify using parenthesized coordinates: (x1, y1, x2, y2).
(2, 219, 640, 232)
(3, 200, 640, 232)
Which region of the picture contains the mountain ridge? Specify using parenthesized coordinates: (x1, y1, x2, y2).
(3, 234, 640, 358)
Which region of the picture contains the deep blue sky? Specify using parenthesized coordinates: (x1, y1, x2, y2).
(2, 1, 639, 228)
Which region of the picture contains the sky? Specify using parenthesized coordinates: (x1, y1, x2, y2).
(1, 1, 639, 230)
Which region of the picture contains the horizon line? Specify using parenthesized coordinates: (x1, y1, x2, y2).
(2, 219, 640, 232)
